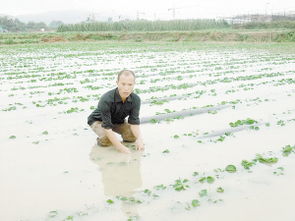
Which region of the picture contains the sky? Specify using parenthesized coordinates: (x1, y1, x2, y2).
(1, 0, 295, 20)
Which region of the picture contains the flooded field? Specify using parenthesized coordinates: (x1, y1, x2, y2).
(1, 41, 295, 221)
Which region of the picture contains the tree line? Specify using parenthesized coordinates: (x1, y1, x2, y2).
(0, 16, 63, 32)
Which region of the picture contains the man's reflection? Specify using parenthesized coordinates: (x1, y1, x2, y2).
(89, 145, 143, 218)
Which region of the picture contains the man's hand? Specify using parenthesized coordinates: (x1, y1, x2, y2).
(104, 128, 131, 154)
(116, 144, 131, 154)
(130, 124, 144, 151)
(135, 138, 144, 151)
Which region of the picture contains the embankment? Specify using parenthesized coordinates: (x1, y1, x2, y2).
(1, 30, 295, 45)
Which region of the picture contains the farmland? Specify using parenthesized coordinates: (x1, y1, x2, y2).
(1, 41, 295, 221)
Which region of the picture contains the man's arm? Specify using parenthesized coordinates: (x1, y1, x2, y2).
(104, 129, 131, 153)
(99, 99, 131, 153)
(130, 124, 144, 151)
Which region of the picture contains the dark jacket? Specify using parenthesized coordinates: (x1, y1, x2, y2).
(87, 88, 141, 129)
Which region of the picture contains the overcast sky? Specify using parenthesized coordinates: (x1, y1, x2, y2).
(2, 0, 295, 19)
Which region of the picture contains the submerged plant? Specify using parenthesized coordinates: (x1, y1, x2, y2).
(276, 120, 286, 126)
(255, 154, 278, 164)
(172, 179, 190, 191)
(229, 118, 258, 127)
(106, 199, 114, 204)
(198, 176, 215, 184)
(199, 189, 208, 197)
(127, 215, 140, 221)
(149, 118, 159, 124)
(273, 167, 284, 176)
(216, 187, 224, 193)
(185, 199, 201, 210)
(42, 130, 48, 135)
(281, 144, 295, 156)
(173, 134, 180, 139)
(162, 149, 170, 153)
(191, 199, 200, 207)
(225, 165, 237, 173)
(154, 184, 167, 190)
(241, 160, 256, 170)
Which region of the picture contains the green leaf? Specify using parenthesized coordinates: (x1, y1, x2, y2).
(172, 179, 190, 191)
(206, 176, 215, 184)
(150, 118, 159, 124)
(106, 199, 114, 204)
(154, 184, 167, 190)
(199, 189, 208, 197)
(143, 189, 152, 196)
(282, 145, 295, 157)
(198, 177, 206, 183)
(241, 160, 255, 169)
(191, 199, 200, 207)
(256, 154, 278, 164)
(192, 171, 199, 176)
(216, 187, 224, 193)
(116, 196, 128, 201)
(42, 130, 49, 135)
(162, 149, 170, 153)
(225, 165, 237, 173)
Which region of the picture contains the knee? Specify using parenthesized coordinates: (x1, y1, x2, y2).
(122, 133, 136, 142)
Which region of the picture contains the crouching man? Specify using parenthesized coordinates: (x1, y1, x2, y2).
(87, 70, 144, 153)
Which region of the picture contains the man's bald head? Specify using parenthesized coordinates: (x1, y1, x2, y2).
(117, 70, 135, 82)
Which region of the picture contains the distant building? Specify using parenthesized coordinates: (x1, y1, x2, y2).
(223, 11, 295, 24)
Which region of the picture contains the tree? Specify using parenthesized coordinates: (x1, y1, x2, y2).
(0, 16, 26, 32)
(49, 20, 64, 29)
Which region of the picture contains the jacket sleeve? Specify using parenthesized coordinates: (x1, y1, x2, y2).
(128, 96, 141, 125)
(100, 99, 113, 129)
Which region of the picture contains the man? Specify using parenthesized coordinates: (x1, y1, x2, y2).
(88, 70, 144, 154)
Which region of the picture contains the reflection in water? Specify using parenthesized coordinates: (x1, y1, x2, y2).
(89, 145, 143, 218)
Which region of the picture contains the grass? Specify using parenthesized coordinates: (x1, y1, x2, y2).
(1, 29, 295, 46)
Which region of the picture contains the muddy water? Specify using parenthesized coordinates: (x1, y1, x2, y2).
(89, 146, 144, 218)
(1, 116, 295, 221)
(1, 42, 295, 221)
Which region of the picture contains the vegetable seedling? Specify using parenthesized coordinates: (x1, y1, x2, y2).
(225, 165, 237, 173)
(173, 179, 190, 191)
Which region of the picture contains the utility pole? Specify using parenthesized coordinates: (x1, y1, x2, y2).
(168, 8, 176, 19)
(168, 4, 200, 20)
(136, 11, 145, 20)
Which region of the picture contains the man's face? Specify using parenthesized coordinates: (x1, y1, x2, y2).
(117, 73, 135, 100)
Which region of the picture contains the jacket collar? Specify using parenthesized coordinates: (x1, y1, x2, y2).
(115, 88, 132, 103)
